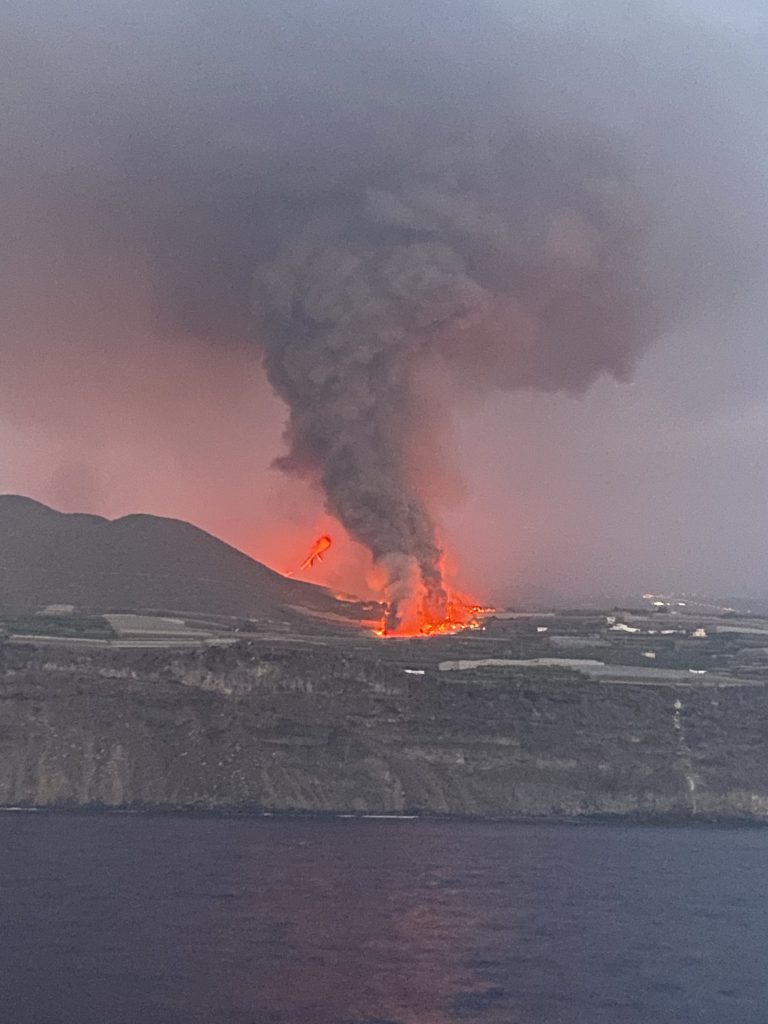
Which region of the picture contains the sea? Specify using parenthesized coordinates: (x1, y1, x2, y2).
(0, 813, 766, 1023)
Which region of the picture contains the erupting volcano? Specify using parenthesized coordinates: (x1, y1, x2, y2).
(373, 590, 493, 639)
(285, 528, 489, 636)
(4, 2, 762, 624)
(253, 102, 654, 632)
(362, 547, 492, 637)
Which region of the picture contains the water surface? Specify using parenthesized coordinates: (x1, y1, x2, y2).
(1, 814, 766, 1023)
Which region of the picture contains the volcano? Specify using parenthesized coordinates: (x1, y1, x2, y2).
(0, 495, 360, 621)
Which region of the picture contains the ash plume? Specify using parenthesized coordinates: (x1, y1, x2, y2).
(252, 132, 649, 622)
(2, 1, 767, 613)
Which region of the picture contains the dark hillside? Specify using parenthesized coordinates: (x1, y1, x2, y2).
(0, 495, 353, 619)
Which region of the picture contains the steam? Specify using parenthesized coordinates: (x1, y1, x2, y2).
(2, 1, 767, 613)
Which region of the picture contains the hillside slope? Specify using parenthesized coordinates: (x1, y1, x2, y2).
(0, 495, 349, 619)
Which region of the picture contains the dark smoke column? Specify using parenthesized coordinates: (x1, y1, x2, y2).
(253, 137, 650, 625)
(254, 231, 474, 625)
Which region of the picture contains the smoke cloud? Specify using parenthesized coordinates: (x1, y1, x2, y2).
(252, 125, 651, 622)
(2, 1, 767, 610)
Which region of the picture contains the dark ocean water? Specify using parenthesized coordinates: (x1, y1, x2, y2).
(0, 814, 766, 1024)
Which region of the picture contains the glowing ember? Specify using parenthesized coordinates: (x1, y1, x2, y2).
(289, 534, 332, 575)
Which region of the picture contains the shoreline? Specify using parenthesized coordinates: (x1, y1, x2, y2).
(2, 804, 768, 830)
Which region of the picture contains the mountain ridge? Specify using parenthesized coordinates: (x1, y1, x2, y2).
(0, 494, 354, 620)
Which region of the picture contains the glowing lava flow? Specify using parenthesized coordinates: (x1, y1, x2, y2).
(286, 532, 491, 636)
(374, 590, 493, 638)
(289, 534, 332, 576)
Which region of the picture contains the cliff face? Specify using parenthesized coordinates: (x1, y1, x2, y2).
(2, 642, 768, 820)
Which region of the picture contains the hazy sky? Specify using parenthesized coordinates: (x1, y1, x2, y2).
(1, 0, 766, 602)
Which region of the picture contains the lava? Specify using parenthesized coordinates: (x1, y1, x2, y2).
(290, 534, 332, 575)
(284, 529, 491, 637)
(374, 590, 493, 638)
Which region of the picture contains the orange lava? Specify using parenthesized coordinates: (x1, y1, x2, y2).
(280, 526, 492, 637)
(288, 534, 332, 576)
(374, 591, 493, 638)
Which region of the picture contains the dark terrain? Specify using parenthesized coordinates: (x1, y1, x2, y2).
(0, 495, 359, 620)
(2, 495, 767, 820)
(1, 632, 767, 820)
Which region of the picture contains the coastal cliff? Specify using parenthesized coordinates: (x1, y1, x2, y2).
(2, 642, 767, 820)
